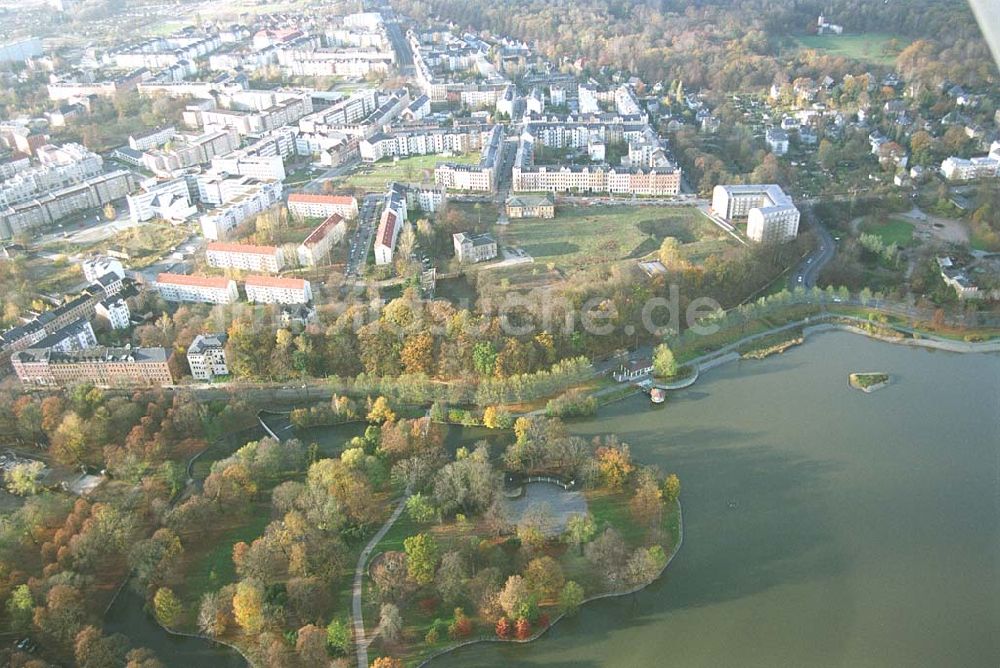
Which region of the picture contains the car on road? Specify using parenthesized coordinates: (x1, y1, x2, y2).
(797, 276, 803, 283)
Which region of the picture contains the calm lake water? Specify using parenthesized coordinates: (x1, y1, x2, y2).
(433, 331, 1000, 668)
(107, 331, 999, 667)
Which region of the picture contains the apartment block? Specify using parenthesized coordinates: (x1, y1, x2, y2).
(297, 214, 346, 267)
(287, 193, 358, 220)
(206, 242, 285, 273)
(374, 184, 407, 265)
(12, 346, 173, 387)
(154, 273, 239, 304)
(96, 297, 130, 330)
(244, 275, 313, 304)
(187, 333, 228, 380)
(712, 184, 800, 244)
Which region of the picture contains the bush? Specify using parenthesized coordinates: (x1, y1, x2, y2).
(544, 389, 597, 418)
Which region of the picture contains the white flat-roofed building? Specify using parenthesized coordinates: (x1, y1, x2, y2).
(210, 153, 286, 181)
(128, 126, 176, 151)
(187, 333, 228, 380)
(199, 180, 283, 240)
(82, 256, 125, 283)
(127, 178, 196, 224)
(244, 275, 312, 304)
(940, 155, 999, 181)
(297, 214, 346, 267)
(96, 297, 130, 330)
(206, 242, 285, 273)
(712, 184, 800, 244)
(154, 273, 239, 304)
(287, 192, 358, 220)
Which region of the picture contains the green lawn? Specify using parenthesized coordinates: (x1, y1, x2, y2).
(860, 217, 915, 246)
(175, 502, 273, 608)
(334, 153, 479, 192)
(793, 33, 910, 65)
(498, 205, 728, 271)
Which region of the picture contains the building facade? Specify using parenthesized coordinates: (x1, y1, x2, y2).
(187, 333, 228, 380)
(206, 242, 285, 273)
(12, 346, 173, 387)
(244, 276, 313, 304)
(154, 273, 239, 304)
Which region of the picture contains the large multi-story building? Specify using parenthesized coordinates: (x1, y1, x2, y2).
(360, 125, 486, 162)
(187, 333, 228, 380)
(244, 275, 313, 304)
(287, 193, 358, 220)
(297, 214, 346, 267)
(940, 149, 1000, 181)
(126, 178, 197, 224)
(453, 232, 498, 263)
(12, 346, 173, 387)
(511, 124, 681, 196)
(199, 179, 283, 240)
(0, 170, 134, 239)
(374, 184, 407, 265)
(434, 125, 503, 193)
(712, 184, 800, 244)
(33, 318, 96, 353)
(141, 129, 241, 177)
(154, 273, 239, 304)
(206, 242, 285, 273)
(0, 144, 104, 209)
(82, 256, 125, 283)
(96, 297, 130, 330)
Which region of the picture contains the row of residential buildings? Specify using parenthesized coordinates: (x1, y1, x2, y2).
(154, 272, 313, 305)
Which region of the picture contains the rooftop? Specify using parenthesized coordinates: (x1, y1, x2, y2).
(207, 242, 280, 256)
(244, 275, 309, 290)
(156, 273, 233, 289)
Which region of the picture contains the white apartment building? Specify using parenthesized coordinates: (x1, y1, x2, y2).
(96, 297, 130, 330)
(207, 242, 285, 273)
(155, 273, 239, 304)
(199, 180, 283, 241)
(187, 333, 229, 380)
(940, 155, 1000, 181)
(141, 129, 241, 177)
(0, 144, 104, 208)
(128, 127, 176, 151)
(297, 214, 347, 267)
(127, 178, 196, 224)
(712, 184, 800, 244)
(82, 256, 125, 283)
(244, 275, 313, 304)
(287, 193, 359, 220)
(211, 154, 286, 181)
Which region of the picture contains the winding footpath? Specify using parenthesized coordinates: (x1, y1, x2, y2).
(353, 490, 411, 668)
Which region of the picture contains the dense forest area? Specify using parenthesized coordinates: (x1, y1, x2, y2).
(396, 0, 996, 91)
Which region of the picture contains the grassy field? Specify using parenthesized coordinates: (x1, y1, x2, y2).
(793, 33, 910, 65)
(860, 217, 915, 246)
(334, 153, 479, 192)
(497, 206, 728, 271)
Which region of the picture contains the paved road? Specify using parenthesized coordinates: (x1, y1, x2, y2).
(303, 158, 361, 194)
(346, 194, 382, 278)
(789, 202, 836, 289)
(352, 490, 410, 668)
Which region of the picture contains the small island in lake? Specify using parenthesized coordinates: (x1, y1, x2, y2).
(849, 372, 890, 393)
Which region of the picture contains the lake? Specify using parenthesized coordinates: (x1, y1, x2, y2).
(432, 330, 1000, 668)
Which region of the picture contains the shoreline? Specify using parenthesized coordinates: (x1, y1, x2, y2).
(415, 499, 684, 668)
